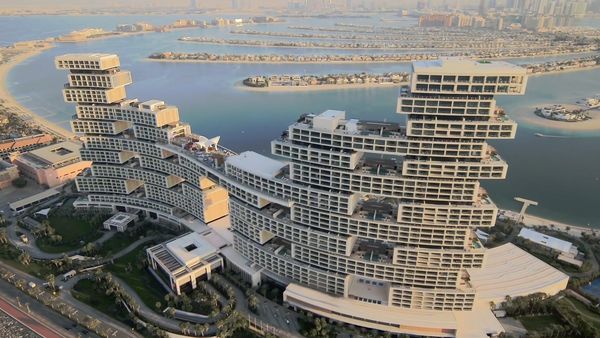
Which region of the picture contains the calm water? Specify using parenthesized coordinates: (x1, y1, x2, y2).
(582, 278, 600, 299)
(4, 15, 600, 227)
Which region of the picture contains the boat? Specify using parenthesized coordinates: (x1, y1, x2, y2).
(534, 133, 569, 138)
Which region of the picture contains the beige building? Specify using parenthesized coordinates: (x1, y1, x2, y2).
(0, 134, 54, 160)
(147, 232, 224, 295)
(13, 141, 91, 188)
(57, 53, 229, 224)
(61, 54, 568, 337)
(0, 160, 19, 189)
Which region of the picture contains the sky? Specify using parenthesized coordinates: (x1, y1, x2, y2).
(0, 0, 461, 10)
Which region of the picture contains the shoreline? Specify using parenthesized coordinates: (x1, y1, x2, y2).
(145, 58, 415, 64)
(146, 50, 599, 65)
(235, 80, 406, 92)
(521, 106, 600, 132)
(528, 64, 600, 77)
(0, 44, 74, 140)
(518, 211, 597, 238)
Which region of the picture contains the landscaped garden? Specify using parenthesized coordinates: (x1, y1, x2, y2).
(33, 200, 108, 253)
(71, 278, 132, 325)
(0, 241, 52, 278)
(106, 242, 167, 311)
(518, 314, 563, 332)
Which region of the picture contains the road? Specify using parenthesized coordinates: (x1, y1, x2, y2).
(0, 296, 64, 338)
(0, 278, 86, 338)
(7, 223, 116, 260)
(0, 261, 140, 338)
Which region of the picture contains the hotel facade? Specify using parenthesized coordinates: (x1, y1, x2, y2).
(59, 54, 568, 338)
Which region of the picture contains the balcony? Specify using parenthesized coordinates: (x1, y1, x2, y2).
(354, 197, 397, 222)
(350, 238, 393, 264)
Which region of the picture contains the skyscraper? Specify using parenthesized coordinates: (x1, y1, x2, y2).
(61, 55, 568, 337)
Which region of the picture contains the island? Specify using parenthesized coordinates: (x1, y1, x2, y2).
(55, 16, 283, 43)
(178, 35, 599, 54)
(535, 95, 600, 123)
(241, 72, 409, 91)
(535, 104, 592, 122)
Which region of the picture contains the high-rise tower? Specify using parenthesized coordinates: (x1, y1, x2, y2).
(61, 55, 568, 337)
(57, 54, 230, 225)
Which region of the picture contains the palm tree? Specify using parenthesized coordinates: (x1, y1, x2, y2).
(45, 274, 56, 291)
(179, 322, 190, 335)
(18, 252, 31, 266)
(247, 293, 258, 312)
(0, 228, 8, 244)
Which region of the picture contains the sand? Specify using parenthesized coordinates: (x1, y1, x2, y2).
(520, 212, 597, 238)
(520, 108, 600, 132)
(0, 44, 74, 140)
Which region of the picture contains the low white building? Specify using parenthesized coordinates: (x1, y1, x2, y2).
(103, 212, 137, 232)
(518, 227, 578, 256)
(147, 232, 224, 295)
(518, 227, 582, 266)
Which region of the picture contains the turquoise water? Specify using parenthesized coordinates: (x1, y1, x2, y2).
(4, 15, 600, 227)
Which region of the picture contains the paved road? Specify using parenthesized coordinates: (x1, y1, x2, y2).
(0, 278, 86, 338)
(215, 277, 302, 338)
(7, 223, 116, 260)
(0, 261, 139, 338)
(0, 297, 64, 338)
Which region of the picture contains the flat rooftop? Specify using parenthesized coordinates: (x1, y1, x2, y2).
(226, 151, 287, 179)
(25, 141, 82, 166)
(9, 187, 61, 211)
(518, 227, 575, 254)
(0, 160, 16, 170)
(165, 232, 219, 266)
(103, 212, 136, 226)
(413, 59, 526, 75)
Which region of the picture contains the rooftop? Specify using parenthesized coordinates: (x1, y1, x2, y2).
(467, 243, 569, 303)
(413, 59, 526, 75)
(165, 232, 219, 266)
(226, 151, 287, 179)
(518, 227, 576, 254)
(103, 212, 136, 226)
(25, 141, 82, 166)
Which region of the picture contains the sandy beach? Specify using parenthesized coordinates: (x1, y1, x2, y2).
(520, 212, 597, 238)
(235, 80, 407, 92)
(520, 107, 600, 132)
(528, 64, 600, 77)
(0, 44, 74, 140)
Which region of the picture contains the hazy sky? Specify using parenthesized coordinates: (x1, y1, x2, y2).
(0, 0, 467, 10)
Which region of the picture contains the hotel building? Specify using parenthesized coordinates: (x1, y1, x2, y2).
(60, 55, 568, 337)
(56, 53, 230, 226)
(12, 141, 91, 188)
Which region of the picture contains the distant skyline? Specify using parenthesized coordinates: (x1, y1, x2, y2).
(0, 0, 479, 10)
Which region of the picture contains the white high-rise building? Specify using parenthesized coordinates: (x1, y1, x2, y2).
(61, 55, 568, 337)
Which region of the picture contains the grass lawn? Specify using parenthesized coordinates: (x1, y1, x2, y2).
(0, 243, 52, 278)
(106, 243, 166, 311)
(231, 328, 261, 338)
(518, 314, 563, 332)
(71, 279, 132, 325)
(96, 232, 134, 257)
(562, 296, 600, 329)
(36, 214, 103, 253)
